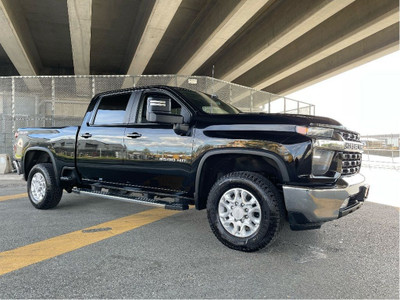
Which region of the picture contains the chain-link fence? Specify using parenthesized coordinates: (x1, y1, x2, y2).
(0, 75, 315, 157)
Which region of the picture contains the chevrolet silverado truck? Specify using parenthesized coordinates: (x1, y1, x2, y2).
(13, 85, 369, 252)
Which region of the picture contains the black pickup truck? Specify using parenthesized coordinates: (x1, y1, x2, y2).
(13, 85, 369, 252)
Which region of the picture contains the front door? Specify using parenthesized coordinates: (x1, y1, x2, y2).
(123, 90, 193, 194)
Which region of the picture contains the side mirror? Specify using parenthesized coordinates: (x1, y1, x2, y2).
(146, 97, 183, 124)
(173, 123, 190, 136)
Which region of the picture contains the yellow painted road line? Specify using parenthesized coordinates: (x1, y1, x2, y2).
(0, 208, 180, 276)
(0, 193, 28, 202)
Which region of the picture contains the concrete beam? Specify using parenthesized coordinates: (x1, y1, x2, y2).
(236, 0, 399, 90)
(126, 0, 182, 75)
(67, 0, 92, 75)
(265, 24, 399, 96)
(201, 0, 354, 82)
(172, 0, 270, 75)
(0, 0, 41, 75)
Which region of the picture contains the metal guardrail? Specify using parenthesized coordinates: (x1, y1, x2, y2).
(361, 134, 400, 170)
(364, 148, 399, 159)
(363, 149, 400, 164)
(361, 134, 400, 165)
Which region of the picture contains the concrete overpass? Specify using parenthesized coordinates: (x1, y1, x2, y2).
(0, 0, 398, 95)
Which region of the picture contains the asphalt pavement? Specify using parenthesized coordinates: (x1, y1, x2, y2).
(0, 176, 398, 299)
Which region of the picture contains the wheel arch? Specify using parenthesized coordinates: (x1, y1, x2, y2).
(23, 147, 60, 186)
(194, 149, 290, 210)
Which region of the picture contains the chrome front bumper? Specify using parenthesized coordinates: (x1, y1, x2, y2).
(283, 173, 369, 229)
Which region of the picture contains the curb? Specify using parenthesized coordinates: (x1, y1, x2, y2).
(0, 173, 24, 180)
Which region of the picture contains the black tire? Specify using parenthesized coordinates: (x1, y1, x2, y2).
(27, 163, 63, 209)
(207, 171, 285, 252)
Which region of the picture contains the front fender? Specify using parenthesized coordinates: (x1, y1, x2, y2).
(194, 148, 290, 209)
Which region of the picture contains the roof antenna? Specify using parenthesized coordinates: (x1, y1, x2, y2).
(211, 64, 217, 99)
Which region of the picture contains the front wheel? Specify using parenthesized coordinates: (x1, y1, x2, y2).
(27, 163, 63, 209)
(207, 171, 285, 252)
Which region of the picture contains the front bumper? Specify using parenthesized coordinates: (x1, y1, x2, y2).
(282, 173, 369, 230)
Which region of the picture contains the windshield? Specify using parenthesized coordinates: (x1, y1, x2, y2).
(177, 89, 240, 114)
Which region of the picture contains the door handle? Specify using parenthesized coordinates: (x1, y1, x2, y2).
(126, 132, 142, 139)
(81, 132, 92, 139)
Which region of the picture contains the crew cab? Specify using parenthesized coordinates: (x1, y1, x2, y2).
(13, 86, 369, 252)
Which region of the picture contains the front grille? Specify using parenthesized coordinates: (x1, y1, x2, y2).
(341, 152, 362, 175)
(338, 131, 360, 142)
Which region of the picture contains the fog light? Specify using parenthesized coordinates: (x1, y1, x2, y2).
(340, 198, 349, 209)
(312, 149, 334, 176)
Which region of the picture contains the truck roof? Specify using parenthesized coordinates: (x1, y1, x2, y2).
(93, 85, 188, 98)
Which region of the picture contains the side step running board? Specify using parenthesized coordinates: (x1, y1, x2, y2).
(72, 188, 189, 211)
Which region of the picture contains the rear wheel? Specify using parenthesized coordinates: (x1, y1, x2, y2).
(27, 163, 63, 209)
(207, 171, 284, 252)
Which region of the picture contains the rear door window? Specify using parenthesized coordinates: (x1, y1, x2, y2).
(93, 93, 131, 125)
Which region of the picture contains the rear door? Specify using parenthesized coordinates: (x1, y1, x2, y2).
(76, 92, 134, 184)
(123, 89, 193, 195)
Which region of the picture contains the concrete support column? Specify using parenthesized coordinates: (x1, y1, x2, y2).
(67, 0, 92, 75)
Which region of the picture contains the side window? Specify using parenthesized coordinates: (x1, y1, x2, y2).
(93, 93, 131, 125)
(137, 93, 182, 124)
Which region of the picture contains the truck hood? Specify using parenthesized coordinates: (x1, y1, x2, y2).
(195, 113, 343, 127)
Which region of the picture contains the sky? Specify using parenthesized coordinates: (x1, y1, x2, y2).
(287, 51, 400, 136)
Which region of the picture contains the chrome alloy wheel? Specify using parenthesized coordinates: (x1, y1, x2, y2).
(218, 188, 262, 238)
(30, 172, 46, 204)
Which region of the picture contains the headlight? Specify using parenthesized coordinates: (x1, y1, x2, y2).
(312, 149, 334, 176)
(296, 126, 334, 138)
